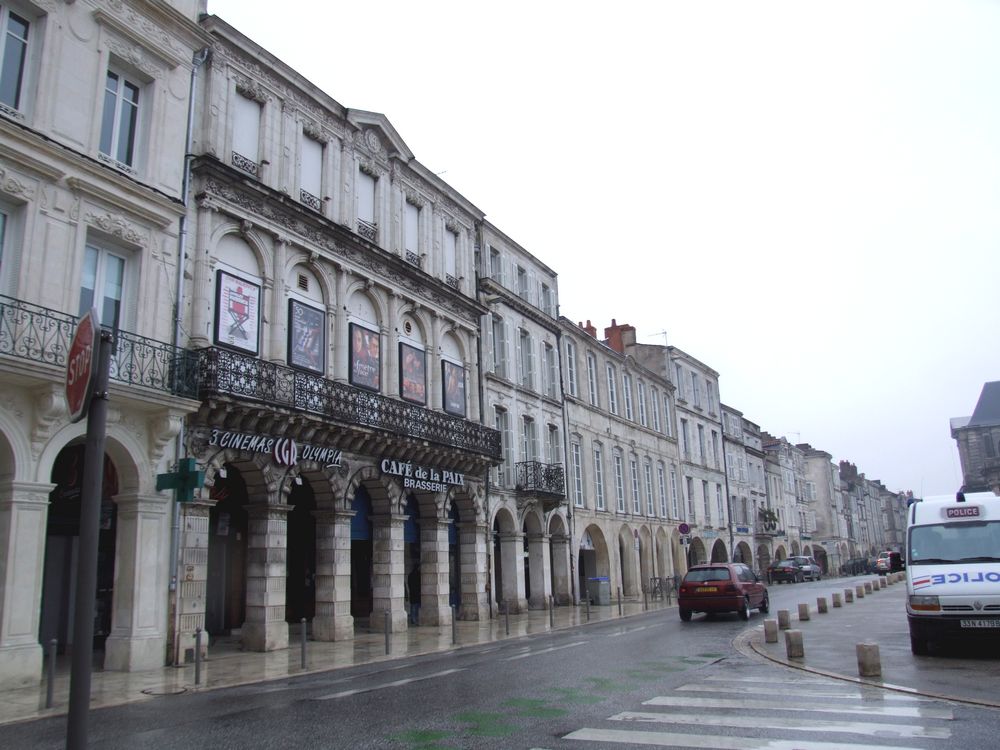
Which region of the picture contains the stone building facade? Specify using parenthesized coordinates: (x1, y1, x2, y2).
(952, 381, 1000, 494)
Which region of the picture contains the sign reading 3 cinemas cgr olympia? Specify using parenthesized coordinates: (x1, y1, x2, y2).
(207, 429, 343, 468)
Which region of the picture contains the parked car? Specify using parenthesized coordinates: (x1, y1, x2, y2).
(678, 563, 769, 621)
(791, 555, 822, 581)
(876, 551, 904, 573)
(764, 560, 787, 584)
(769, 558, 805, 583)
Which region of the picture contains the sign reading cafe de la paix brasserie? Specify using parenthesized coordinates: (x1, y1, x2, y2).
(380, 458, 464, 493)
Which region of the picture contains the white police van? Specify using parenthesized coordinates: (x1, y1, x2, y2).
(906, 491, 1000, 655)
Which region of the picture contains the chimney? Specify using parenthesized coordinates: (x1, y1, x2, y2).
(578, 319, 598, 338)
(604, 319, 636, 354)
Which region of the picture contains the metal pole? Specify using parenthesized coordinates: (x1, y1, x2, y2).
(384, 611, 390, 655)
(643, 589, 648, 611)
(66, 331, 112, 750)
(300, 618, 307, 669)
(586, 596, 591, 621)
(504, 600, 510, 636)
(194, 628, 202, 686)
(451, 605, 458, 645)
(549, 595, 555, 628)
(617, 587, 622, 616)
(46, 639, 57, 709)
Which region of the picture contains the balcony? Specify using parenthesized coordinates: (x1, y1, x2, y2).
(0, 295, 198, 399)
(232, 151, 259, 177)
(197, 347, 501, 461)
(357, 218, 377, 242)
(515, 460, 565, 512)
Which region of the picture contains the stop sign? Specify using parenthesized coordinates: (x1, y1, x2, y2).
(66, 308, 100, 423)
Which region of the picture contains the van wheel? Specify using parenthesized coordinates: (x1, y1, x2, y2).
(679, 609, 692, 622)
(910, 633, 929, 656)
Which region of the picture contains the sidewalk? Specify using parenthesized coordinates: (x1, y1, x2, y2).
(737, 574, 1000, 708)
(0, 596, 672, 727)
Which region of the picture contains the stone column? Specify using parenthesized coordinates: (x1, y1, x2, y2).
(387, 293, 400, 399)
(242, 504, 289, 651)
(190, 200, 215, 348)
(370, 514, 407, 632)
(334, 269, 349, 381)
(269, 238, 288, 362)
(0, 481, 53, 689)
(458, 521, 489, 620)
(499, 531, 528, 613)
(104, 493, 171, 671)
(550, 533, 572, 605)
(175, 502, 211, 663)
(526, 532, 552, 609)
(312, 509, 354, 641)
(419, 517, 451, 626)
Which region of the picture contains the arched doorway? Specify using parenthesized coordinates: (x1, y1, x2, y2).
(548, 514, 571, 605)
(756, 544, 771, 576)
(618, 525, 638, 597)
(655, 528, 670, 581)
(206, 464, 248, 638)
(735, 541, 753, 569)
(710, 539, 728, 563)
(350, 487, 373, 624)
(814, 547, 828, 574)
(41, 444, 119, 655)
(577, 524, 610, 604)
(492, 507, 523, 612)
(403, 494, 421, 624)
(774, 545, 788, 562)
(285, 477, 316, 625)
(688, 537, 707, 566)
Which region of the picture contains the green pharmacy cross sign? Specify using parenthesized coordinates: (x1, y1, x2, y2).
(156, 457, 205, 502)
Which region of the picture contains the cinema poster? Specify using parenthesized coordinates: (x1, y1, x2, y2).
(215, 270, 260, 354)
(399, 343, 426, 405)
(349, 323, 380, 391)
(288, 299, 325, 374)
(442, 360, 466, 417)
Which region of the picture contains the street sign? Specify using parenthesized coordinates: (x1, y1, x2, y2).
(66, 308, 100, 424)
(678, 522, 690, 535)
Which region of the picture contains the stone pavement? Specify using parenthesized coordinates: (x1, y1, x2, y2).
(738, 574, 1000, 708)
(0, 595, 671, 727)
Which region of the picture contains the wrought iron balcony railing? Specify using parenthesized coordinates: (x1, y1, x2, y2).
(197, 346, 502, 461)
(0, 295, 199, 399)
(514, 460, 565, 497)
(357, 218, 377, 242)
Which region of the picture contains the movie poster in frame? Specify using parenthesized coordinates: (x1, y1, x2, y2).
(349, 323, 381, 391)
(214, 270, 260, 354)
(288, 299, 326, 374)
(442, 360, 466, 417)
(399, 342, 426, 405)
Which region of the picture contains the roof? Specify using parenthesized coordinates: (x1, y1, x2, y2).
(968, 381, 1000, 427)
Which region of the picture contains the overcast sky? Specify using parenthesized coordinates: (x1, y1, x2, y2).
(208, 0, 1000, 497)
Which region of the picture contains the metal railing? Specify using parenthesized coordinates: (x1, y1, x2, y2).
(357, 218, 377, 241)
(514, 460, 565, 496)
(0, 295, 199, 398)
(197, 346, 502, 460)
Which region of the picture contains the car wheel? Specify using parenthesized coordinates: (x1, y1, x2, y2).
(796, 572, 803, 583)
(910, 633, 929, 656)
(759, 592, 770, 614)
(679, 608, 692, 622)
(738, 597, 751, 620)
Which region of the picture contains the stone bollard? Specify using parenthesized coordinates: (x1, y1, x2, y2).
(817, 597, 828, 614)
(798, 603, 811, 621)
(857, 642, 882, 677)
(845, 588, 854, 603)
(764, 619, 779, 643)
(777, 609, 791, 630)
(785, 629, 805, 659)
(832, 592, 843, 607)
(856, 585, 865, 599)
(864, 581, 873, 594)
(879, 577, 887, 589)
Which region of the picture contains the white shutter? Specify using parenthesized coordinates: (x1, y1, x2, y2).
(233, 94, 260, 160)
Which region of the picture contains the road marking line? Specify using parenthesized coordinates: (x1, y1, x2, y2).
(313, 668, 465, 700)
(564, 727, 938, 748)
(675, 683, 933, 701)
(642, 695, 953, 719)
(609, 710, 951, 739)
(505, 641, 588, 660)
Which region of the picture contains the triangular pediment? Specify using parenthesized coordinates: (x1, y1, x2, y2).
(347, 109, 413, 163)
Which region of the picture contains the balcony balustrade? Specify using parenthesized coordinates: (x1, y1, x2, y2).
(515, 460, 565, 497)
(197, 347, 501, 460)
(0, 295, 198, 398)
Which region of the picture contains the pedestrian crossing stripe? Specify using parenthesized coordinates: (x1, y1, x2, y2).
(563, 727, 945, 749)
(642, 694, 953, 719)
(675, 682, 933, 701)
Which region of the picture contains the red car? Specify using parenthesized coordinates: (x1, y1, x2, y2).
(678, 562, 769, 622)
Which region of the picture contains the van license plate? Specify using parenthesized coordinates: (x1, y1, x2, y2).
(960, 619, 1000, 628)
